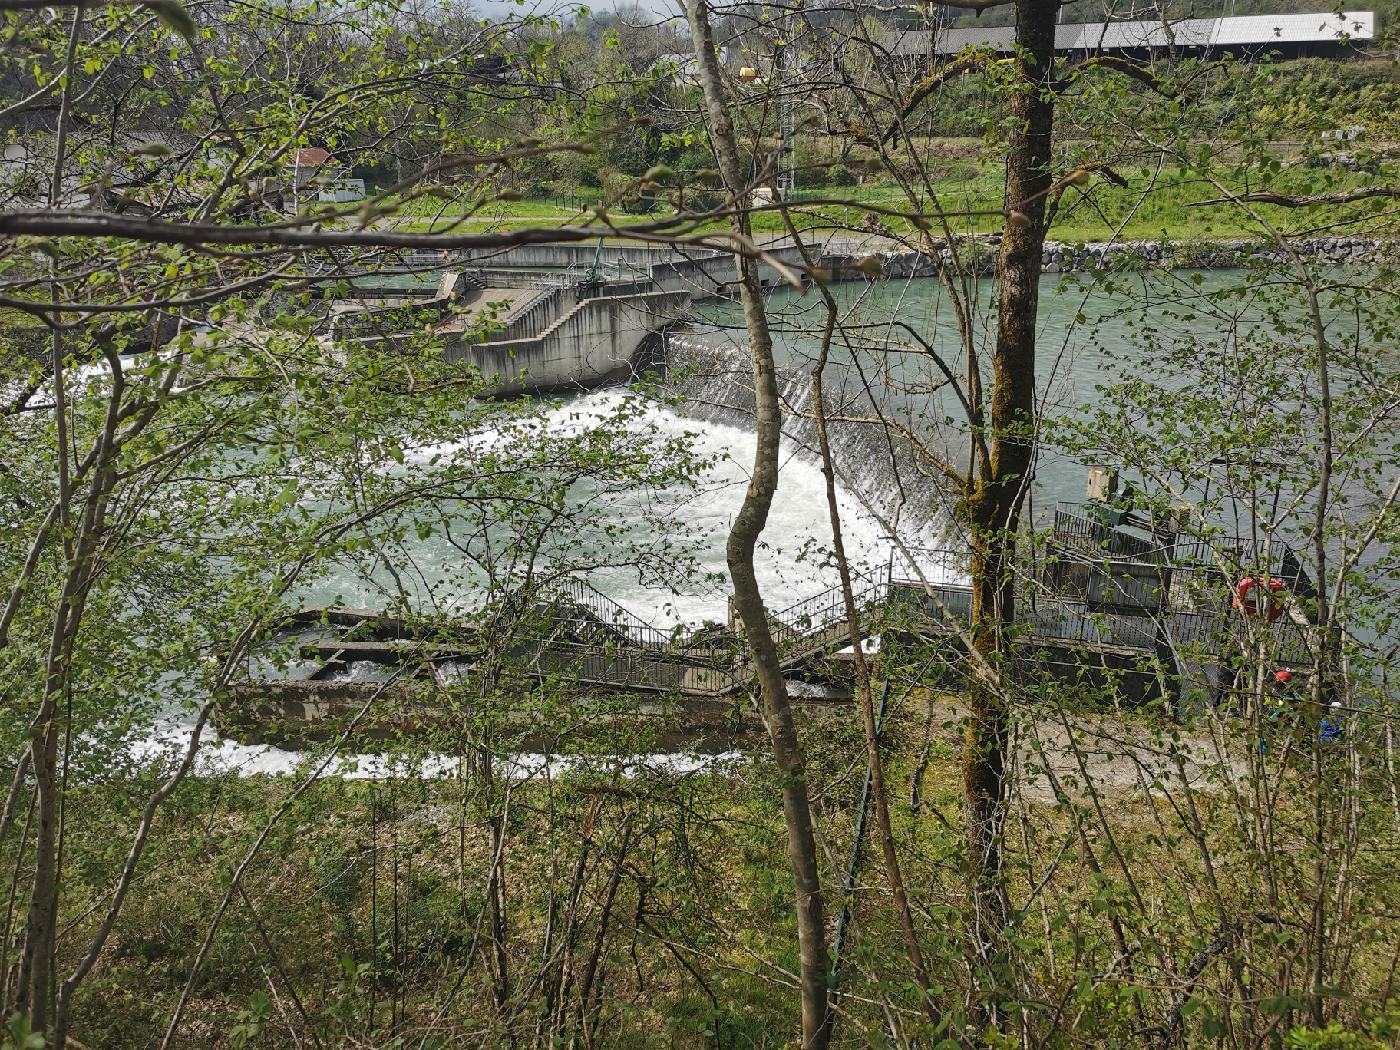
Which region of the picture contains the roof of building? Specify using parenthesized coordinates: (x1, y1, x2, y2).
(881, 10, 1375, 57)
(289, 147, 334, 167)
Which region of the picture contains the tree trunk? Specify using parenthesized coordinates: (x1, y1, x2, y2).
(961, 0, 1058, 990)
(682, 5, 832, 1046)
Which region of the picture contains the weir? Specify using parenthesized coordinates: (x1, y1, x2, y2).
(657, 332, 948, 540)
(224, 505, 1319, 746)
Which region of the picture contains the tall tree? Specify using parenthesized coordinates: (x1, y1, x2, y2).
(682, 3, 833, 1045)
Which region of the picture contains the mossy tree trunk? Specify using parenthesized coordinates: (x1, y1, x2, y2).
(961, 0, 1058, 998)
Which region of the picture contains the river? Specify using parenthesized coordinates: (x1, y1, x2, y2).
(161, 267, 1394, 773)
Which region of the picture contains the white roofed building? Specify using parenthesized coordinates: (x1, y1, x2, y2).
(881, 10, 1376, 65)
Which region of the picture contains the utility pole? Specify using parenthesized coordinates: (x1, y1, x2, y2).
(778, 85, 796, 196)
(774, 11, 797, 197)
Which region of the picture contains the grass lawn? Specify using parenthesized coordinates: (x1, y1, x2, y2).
(373, 157, 1392, 244)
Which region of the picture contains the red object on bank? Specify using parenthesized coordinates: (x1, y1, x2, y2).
(1234, 577, 1286, 623)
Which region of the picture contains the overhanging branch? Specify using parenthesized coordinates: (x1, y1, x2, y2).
(1053, 55, 1177, 97)
(1190, 187, 1400, 208)
(881, 55, 989, 148)
(0, 209, 699, 251)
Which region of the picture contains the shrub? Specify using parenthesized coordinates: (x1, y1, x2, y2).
(826, 162, 856, 187)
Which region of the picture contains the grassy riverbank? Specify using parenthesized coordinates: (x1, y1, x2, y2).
(44, 691, 1400, 1048)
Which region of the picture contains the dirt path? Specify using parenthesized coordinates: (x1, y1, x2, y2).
(921, 697, 1246, 804)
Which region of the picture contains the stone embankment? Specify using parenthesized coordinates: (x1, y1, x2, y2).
(1037, 236, 1394, 273)
(824, 236, 1394, 279)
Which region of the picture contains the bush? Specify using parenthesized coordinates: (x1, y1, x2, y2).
(826, 162, 856, 187)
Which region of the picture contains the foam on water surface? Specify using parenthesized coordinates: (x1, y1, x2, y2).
(326, 389, 955, 628)
(125, 716, 744, 781)
(151, 389, 954, 777)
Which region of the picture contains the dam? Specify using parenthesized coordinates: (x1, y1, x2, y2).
(320, 241, 823, 396)
(225, 497, 1321, 748)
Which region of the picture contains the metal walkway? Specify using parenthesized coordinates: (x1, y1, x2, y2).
(525, 540, 1320, 698)
(263, 532, 1321, 706)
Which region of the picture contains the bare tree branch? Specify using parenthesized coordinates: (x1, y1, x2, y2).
(1053, 54, 1178, 97)
(1190, 187, 1400, 208)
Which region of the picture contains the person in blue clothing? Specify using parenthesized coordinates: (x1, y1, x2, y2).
(1318, 701, 1346, 743)
(1260, 671, 1346, 752)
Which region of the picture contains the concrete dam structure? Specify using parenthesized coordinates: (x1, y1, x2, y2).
(331, 263, 692, 396)
(326, 235, 1395, 396)
(327, 241, 821, 396)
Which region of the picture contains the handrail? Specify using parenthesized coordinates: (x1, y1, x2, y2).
(765, 572, 888, 650)
(515, 545, 1325, 695)
(538, 641, 742, 696)
(262, 558, 1329, 699)
(1052, 502, 1310, 581)
(533, 578, 737, 666)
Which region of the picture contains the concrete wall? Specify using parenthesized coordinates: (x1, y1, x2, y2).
(491, 286, 579, 342)
(456, 244, 698, 274)
(445, 289, 691, 395)
(449, 244, 810, 291)
(651, 244, 811, 295)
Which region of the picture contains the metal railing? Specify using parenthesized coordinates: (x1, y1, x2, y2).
(462, 285, 577, 344)
(1053, 504, 1312, 587)
(579, 278, 655, 300)
(765, 570, 884, 639)
(887, 547, 967, 587)
(537, 642, 741, 696)
(513, 548, 1328, 695)
(539, 578, 679, 651)
(1052, 506, 1174, 563)
(533, 579, 737, 668)
(885, 578, 1164, 651)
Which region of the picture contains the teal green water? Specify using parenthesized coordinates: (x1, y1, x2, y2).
(686, 269, 1380, 517)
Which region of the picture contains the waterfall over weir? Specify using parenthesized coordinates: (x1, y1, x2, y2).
(651, 330, 955, 547)
(126, 327, 967, 777)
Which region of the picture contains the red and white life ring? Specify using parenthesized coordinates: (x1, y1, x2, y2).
(1233, 576, 1286, 622)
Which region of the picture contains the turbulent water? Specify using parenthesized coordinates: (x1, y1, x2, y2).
(142, 386, 948, 778)
(550, 390, 956, 623)
(306, 387, 954, 628)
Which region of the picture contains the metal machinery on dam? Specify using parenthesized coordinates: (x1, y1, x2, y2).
(224, 488, 1323, 748)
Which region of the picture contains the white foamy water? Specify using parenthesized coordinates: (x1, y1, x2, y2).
(579, 392, 899, 626)
(133, 389, 954, 778)
(317, 389, 955, 628)
(123, 715, 743, 781)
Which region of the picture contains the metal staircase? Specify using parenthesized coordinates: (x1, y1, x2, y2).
(530, 574, 882, 696)
(742, 570, 888, 667)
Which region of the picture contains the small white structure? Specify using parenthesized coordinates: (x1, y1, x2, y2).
(318, 178, 365, 203)
(288, 147, 336, 190)
(648, 52, 702, 86)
